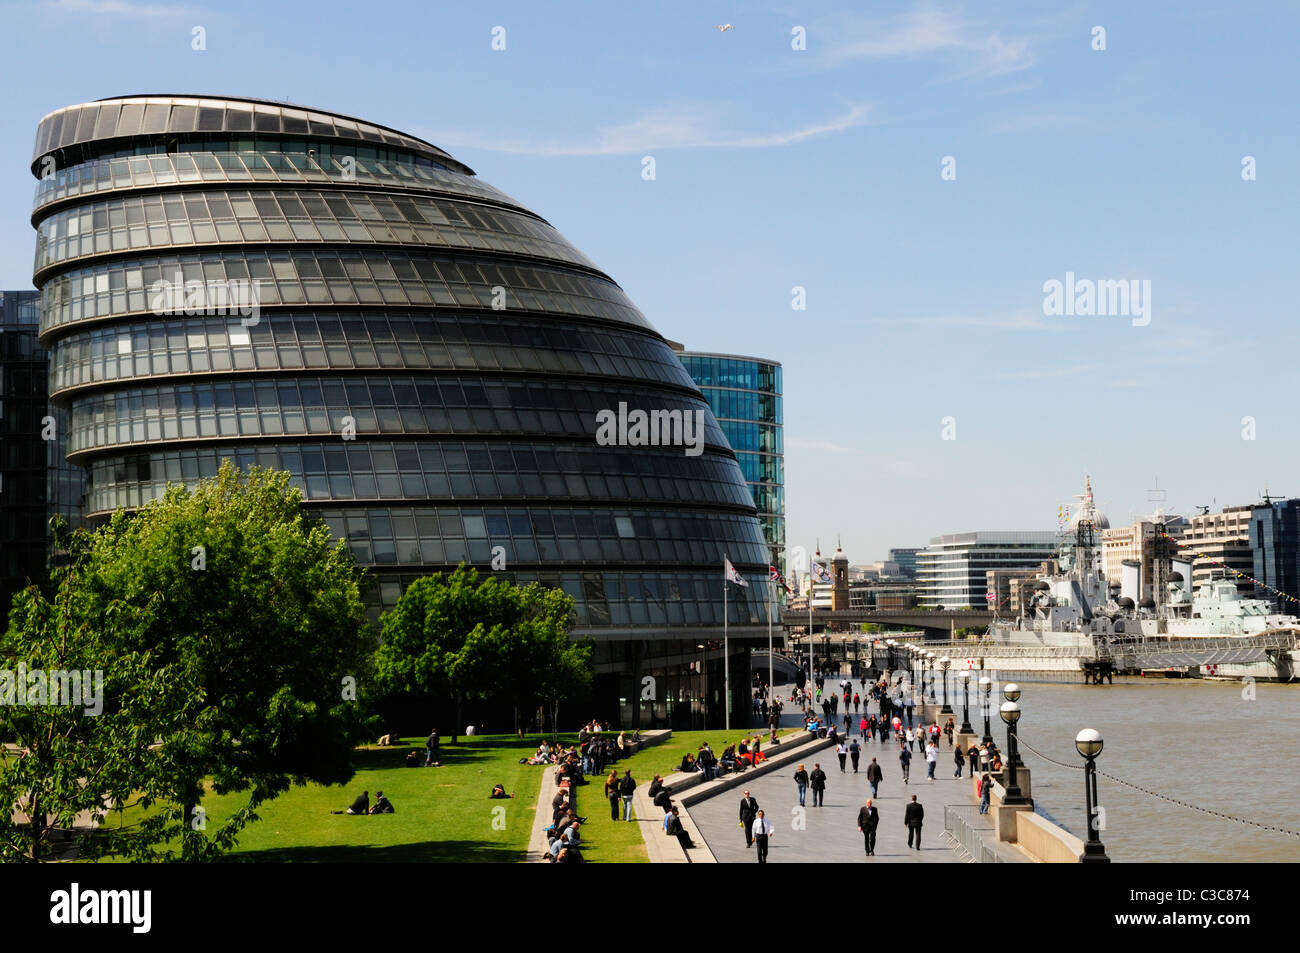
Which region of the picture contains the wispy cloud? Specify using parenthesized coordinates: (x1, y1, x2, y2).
(823, 8, 1033, 77)
(424, 103, 871, 157)
(45, 0, 191, 14)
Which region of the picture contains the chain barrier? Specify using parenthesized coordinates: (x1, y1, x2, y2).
(1015, 734, 1300, 838)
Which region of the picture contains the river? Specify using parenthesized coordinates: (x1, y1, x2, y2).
(983, 678, 1300, 862)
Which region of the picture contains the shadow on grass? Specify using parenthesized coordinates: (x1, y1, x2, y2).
(227, 840, 522, 863)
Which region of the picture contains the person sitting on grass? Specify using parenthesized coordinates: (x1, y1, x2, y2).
(369, 791, 395, 814)
(679, 752, 697, 773)
(555, 846, 583, 863)
(490, 784, 513, 799)
(331, 791, 369, 815)
(405, 749, 422, 768)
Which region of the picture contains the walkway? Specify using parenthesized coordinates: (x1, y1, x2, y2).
(689, 735, 967, 862)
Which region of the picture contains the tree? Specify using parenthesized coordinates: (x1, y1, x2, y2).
(374, 565, 587, 743)
(2, 463, 373, 860)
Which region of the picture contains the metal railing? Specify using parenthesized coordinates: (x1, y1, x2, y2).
(944, 804, 1005, 864)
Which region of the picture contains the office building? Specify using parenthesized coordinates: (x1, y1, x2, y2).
(30, 95, 771, 728)
(916, 531, 1059, 609)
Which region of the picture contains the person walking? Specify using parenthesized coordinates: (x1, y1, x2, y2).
(866, 757, 883, 798)
(837, 740, 849, 773)
(857, 798, 880, 856)
(968, 742, 980, 777)
(793, 764, 809, 807)
(618, 769, 636, 821)
(810, 763, 828, 807)
(898, 743, 912, 785)
(739, 790, 760, 848)
(925, 741, 938, 782)
(979, 771, 992, 814)
(860, 716, 870, 741)
(954, 744, 966, 778)
(853, 692, 861, 714)
(425, 728, 439, 766)
(906, 726, 916, 753)
(905, 794, 924, 849)
(849, 738, 861, 773)
(752, 809, 774, 863)
(605, 769, 620, 821)
(905, 693, 915, 729)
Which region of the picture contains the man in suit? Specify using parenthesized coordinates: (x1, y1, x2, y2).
(809, 763, 828, 807)
(739, 790, 760, 847)
(857, 798, 880, 856)
(905, 794, 924, 850)
(752, 809, 774, 863)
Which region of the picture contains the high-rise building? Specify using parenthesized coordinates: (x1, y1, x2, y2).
(0, 290, 48, 607)
(1182, 505, 1254, 595)
(917, 532, 1059, 608)
(673, 349, 784, 570)
(1250, 499, 1300, 609)
(30, 95, 771, 728)
(1102, 512, 1187, 605)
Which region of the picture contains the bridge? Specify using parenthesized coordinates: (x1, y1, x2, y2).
(781, 608, 995, 635)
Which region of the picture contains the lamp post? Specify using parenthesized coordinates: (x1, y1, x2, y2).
(1076, 728, 1110, 863)
(696, 643, 706, 731)
(939, 656, 952, 714)
(999, 683, 1028, 805)
(979, 675, 992, 744)
(1003, 683, 1025, 774)
(926, 652, 937, 703)
(886, 638, 896, 671)
(957, 670, 972, 733)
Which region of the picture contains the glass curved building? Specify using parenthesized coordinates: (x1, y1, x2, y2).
(30, 95, 770, 727)
(674, 350, 784, 571)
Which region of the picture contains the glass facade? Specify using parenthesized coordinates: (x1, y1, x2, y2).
(31, 96, 772, 727)
(916, 532, 1059, 608)
(1250, 501, 1300, 610)
(676, 352, 784, 569)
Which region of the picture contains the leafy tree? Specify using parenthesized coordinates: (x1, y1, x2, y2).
(1, 463, 372, 861)
(374, 565, 586, 743)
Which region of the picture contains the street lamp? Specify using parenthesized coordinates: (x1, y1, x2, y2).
(957, 670, 972, 733)
(999, 684, 1028, 805)
(886, 638, 896, 671)
(939, 656, 952, 714)
(979, 675, 993, 744)
(926, 652, 937, 703)
(1002, 683, 1025, 774)
(1075, 728, 1110, 863)
(696, 643, 706, 731)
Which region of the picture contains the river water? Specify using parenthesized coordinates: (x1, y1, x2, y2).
(984, 679, 1300, 863)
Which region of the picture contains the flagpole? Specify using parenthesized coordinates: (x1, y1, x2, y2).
(723, 554, 730, 733)
(767, 575, 774, 713)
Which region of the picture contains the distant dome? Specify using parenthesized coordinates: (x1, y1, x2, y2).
(1072, 510, 1110, 530)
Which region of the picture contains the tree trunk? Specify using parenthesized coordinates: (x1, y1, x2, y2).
(452, 693, 462, 745)
(550, 698, 560, 744)
(29, 791, 42, 862)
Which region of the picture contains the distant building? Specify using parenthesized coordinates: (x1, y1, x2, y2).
(848, 580, 920, 611)
(888, 548, 920, 579)
(1102, 512, 1188, 605)
(917, 532, 1058, 609)
(1250, 499, 1300, 609)
(0, 290, 48, 608)
(1182, 505, 1254, 595)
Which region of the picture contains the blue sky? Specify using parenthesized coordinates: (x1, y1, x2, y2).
(2, 0, 1297, 560)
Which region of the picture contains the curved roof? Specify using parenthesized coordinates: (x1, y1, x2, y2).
(31, 95, 472, 176)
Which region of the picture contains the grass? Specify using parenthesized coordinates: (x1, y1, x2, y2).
(96, 733, 560, 863)
(87, 726, 807, 863)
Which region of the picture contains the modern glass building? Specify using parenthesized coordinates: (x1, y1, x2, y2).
(0, 290, 47, 608)
(1250, 499, 1300, 610)
(916, 531, 1058, 608)
(674, 350, 783, 570)
(30, 95, 771, 728)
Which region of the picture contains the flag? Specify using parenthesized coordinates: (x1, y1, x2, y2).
(725, 557, 749, 587)
(769, 565, 793, 594)
(811, 561, 832, 584)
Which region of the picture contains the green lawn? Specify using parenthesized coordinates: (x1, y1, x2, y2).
(87, 726, 807, 863)
(97, 733, 560, 862)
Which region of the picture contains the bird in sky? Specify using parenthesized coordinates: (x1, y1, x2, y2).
(716, 23, 734, 32)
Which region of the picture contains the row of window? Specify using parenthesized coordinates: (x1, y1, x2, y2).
(34, 152, 517, 215)
(40, 250, 648, 332)
(733, 451, 785, 486)
(84, 440, 753, 515)
(311, 505, 769, 570)
(36, 187, 594, 273)
(50, 311, 693, 394)
(701, 388, 783, 427)
(718, 420, 784, 455)
(66, 376, 725, 455)
(370, 569, 778, 627)
(35, 99, 447, 170)
(678, 355, 782, 395)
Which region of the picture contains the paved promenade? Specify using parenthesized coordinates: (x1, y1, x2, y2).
(690, 697, 970, 863)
